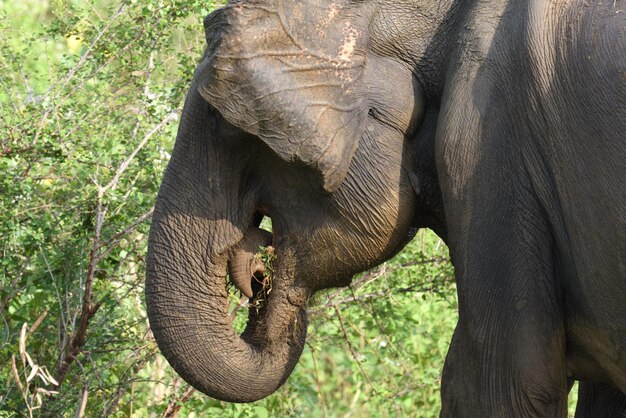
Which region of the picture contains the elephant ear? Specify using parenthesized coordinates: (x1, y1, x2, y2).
(196, 5, 369, 193)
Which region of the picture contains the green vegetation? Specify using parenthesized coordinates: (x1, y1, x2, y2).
(0, 1, 577, 416)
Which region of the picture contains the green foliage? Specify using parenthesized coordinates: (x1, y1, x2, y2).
(0, 0, 221, 415)
(0, 1, 578, 417)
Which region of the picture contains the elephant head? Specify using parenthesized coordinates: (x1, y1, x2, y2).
(146, 0, 451, 402)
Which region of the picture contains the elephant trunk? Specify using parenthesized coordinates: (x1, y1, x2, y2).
(145, 87, 309, 402)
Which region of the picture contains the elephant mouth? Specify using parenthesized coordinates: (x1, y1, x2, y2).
(225, 210, 308, 338)
(227, 239, 273, 312)
(227, 225, 274, 299)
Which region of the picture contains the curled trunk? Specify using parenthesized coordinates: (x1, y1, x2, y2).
(146, 88, 309, 402)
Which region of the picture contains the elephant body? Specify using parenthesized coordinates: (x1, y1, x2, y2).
(146, 0, 626, 416)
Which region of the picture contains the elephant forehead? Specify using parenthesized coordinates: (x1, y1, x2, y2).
(231, 2, 367, 60)
(338, 22, 360, 64)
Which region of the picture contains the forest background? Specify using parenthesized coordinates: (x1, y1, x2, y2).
(0, 1, 577, 416)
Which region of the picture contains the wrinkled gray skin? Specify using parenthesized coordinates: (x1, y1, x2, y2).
(146, 0, 626, 415)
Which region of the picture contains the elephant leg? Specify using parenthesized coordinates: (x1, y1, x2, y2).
(440, 318, 569, 417)
(438, 170, 569, 416)
(574, 381, 626, 418)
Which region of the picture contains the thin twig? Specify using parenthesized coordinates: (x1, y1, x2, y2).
(310, 283, 444, 315)
(98, 208, 154, 258)
(161, 386, 196, 418)
(0, 75, 18, 113)
(131, 42, 158, 140)
(103, 353, 153, 416)
(318, 258, 448, 304)
(103, 112, 178, 193)
(307, 342, 327, 417)
(0, 257, 30, 313)
(332, 305, 377, 394)
(38, 247, 67, 335)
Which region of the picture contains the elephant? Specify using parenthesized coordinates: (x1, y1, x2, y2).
(145, 0, 626, 416)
